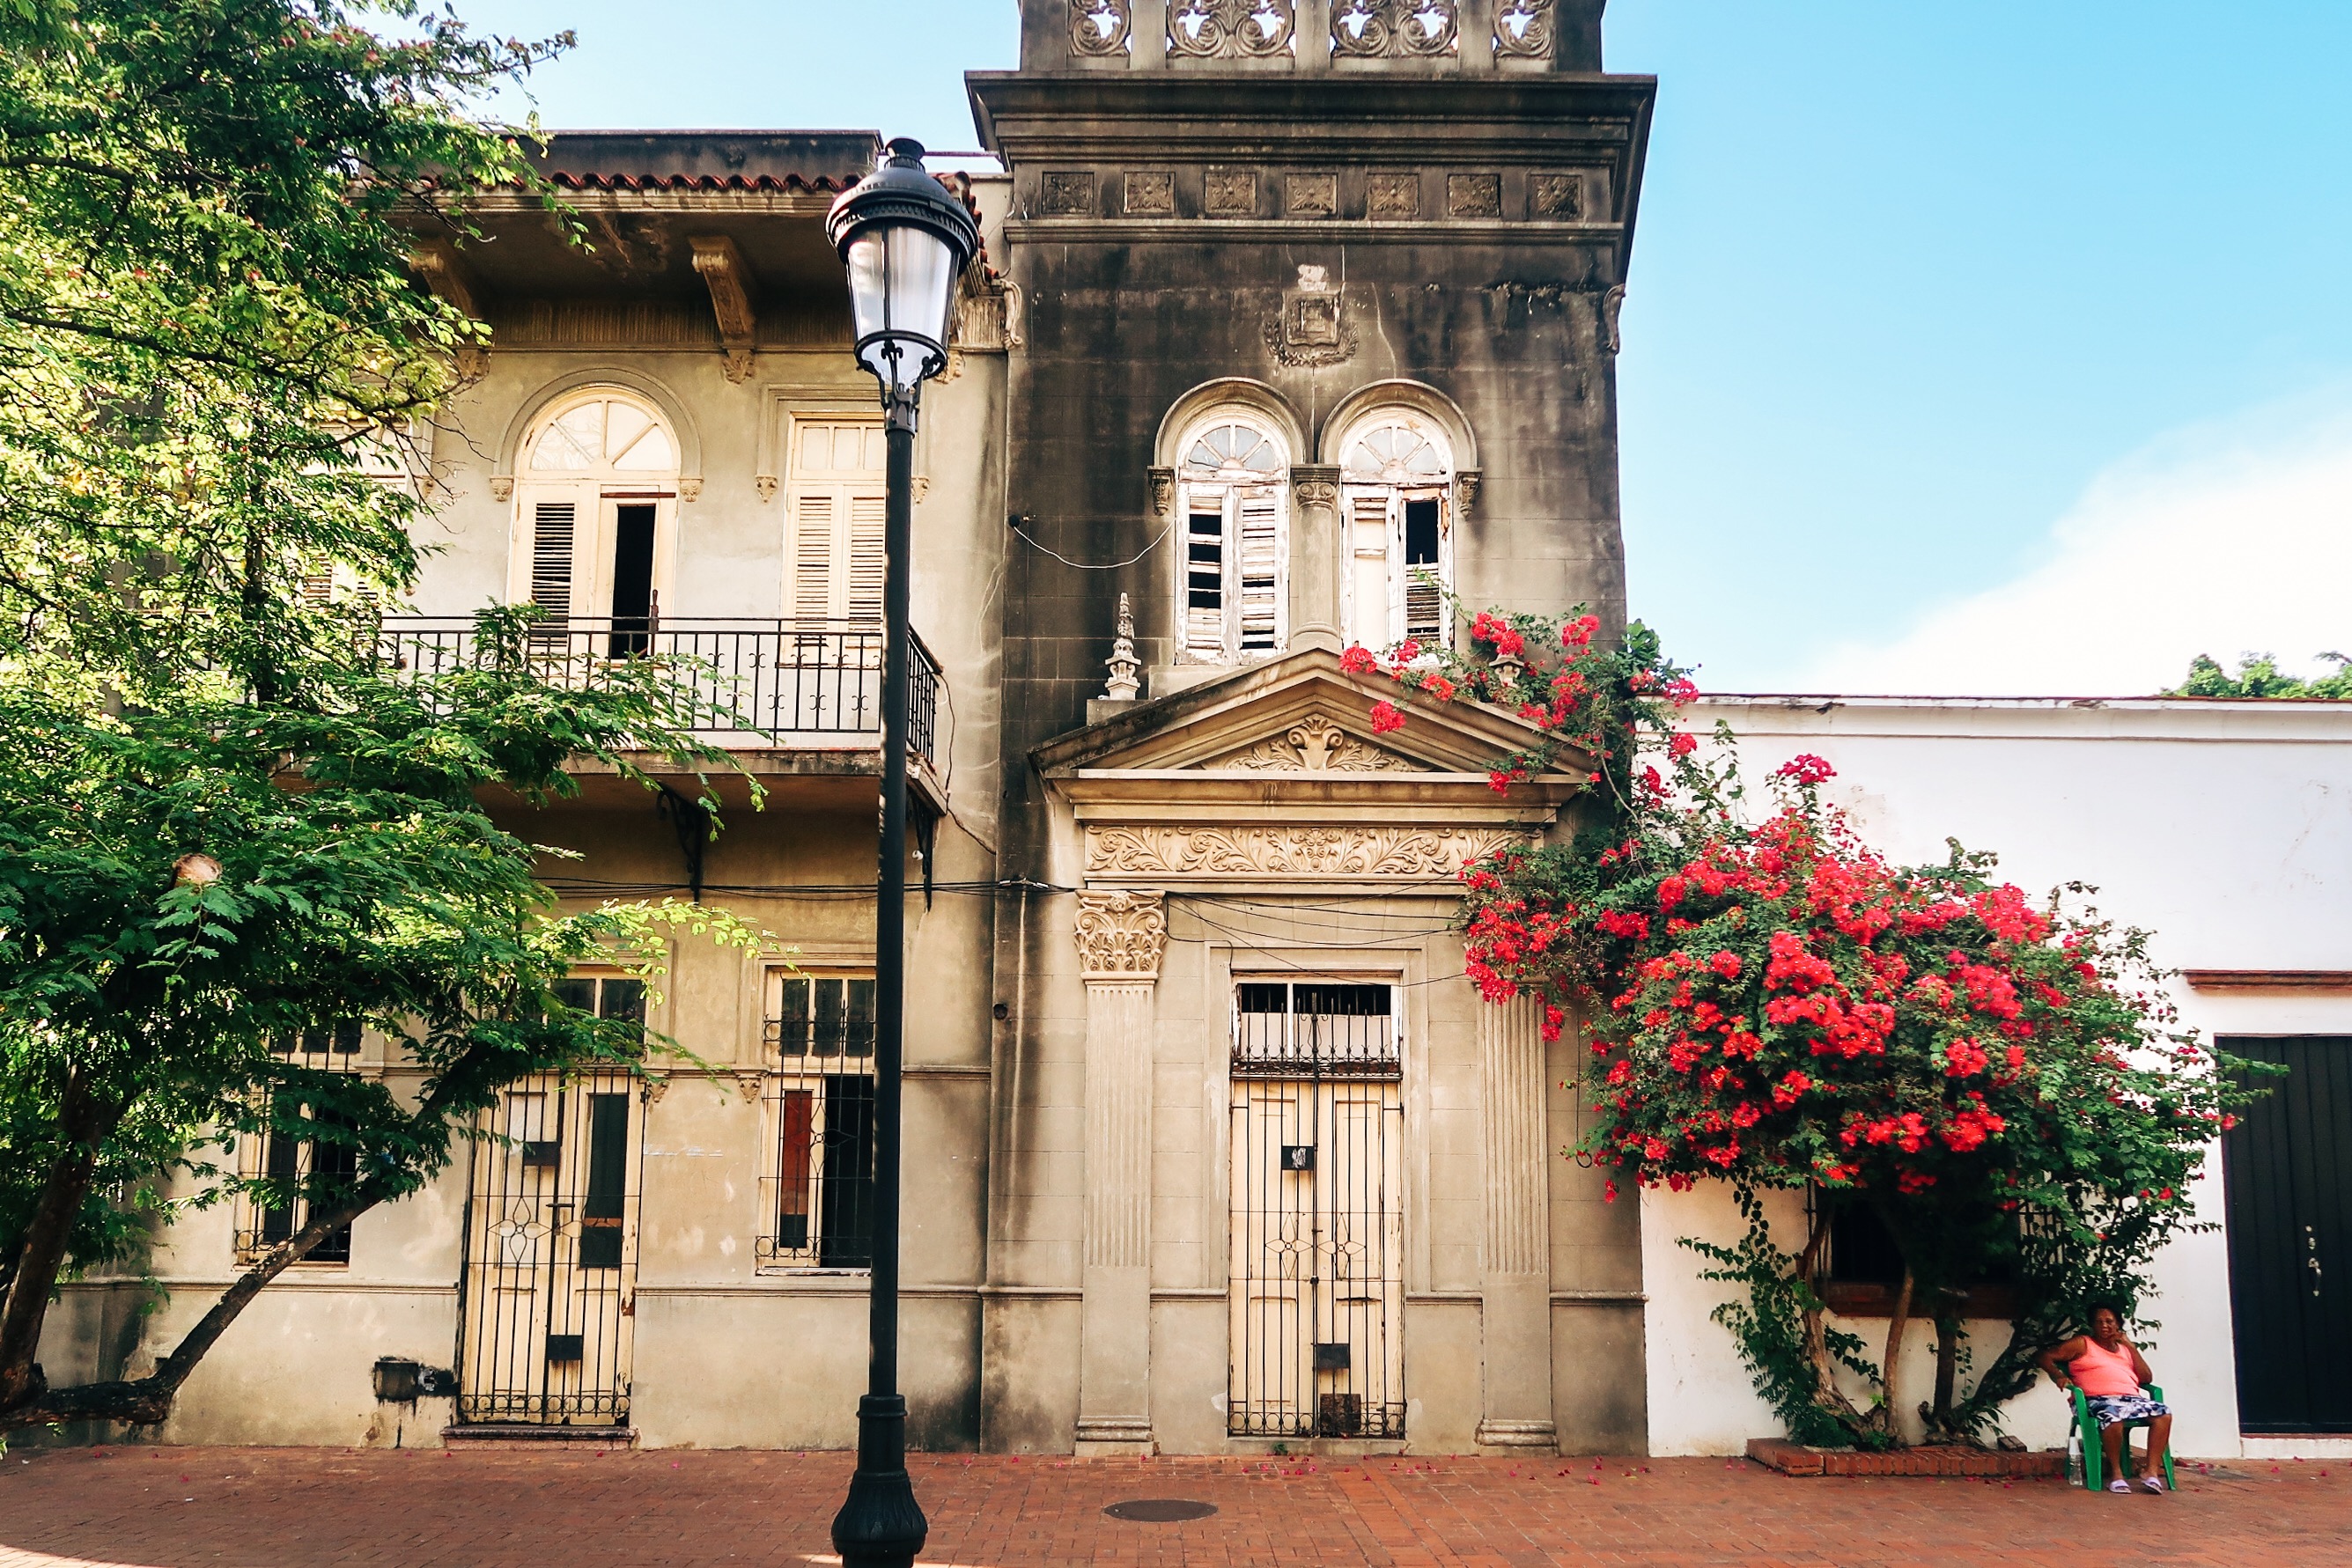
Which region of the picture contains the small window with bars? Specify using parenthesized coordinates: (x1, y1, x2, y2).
(232, 1024, 367, 1266)
(1233, 982, 1401, 1078)
(756, 974, 877, 1272)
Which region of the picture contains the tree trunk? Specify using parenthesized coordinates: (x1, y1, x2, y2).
(0, 1069, 120, 1410)
(1930, 1315, 1961, 1439)
(0, 1186, 379, 1434)
(1877, 1267, 1915, 1444)
(0, 1041, 496, 1434)
(1795, 1204, 1867, 1432)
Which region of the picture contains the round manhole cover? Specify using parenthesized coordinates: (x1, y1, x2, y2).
(1103, 1498, 1220, 1523)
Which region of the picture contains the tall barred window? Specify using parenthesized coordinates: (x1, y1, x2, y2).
(1176, 416, 1288, 663)
(232, 1024, 364, 1267)
(757, 973, 877, 1271)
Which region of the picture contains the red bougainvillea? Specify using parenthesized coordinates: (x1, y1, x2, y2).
(1343, 605, 2270, 1447)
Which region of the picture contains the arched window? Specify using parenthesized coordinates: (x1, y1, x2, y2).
(511, 391, 681, 654)
(1177, 416, 1288, 663)
(1338, 411, 1455, 652)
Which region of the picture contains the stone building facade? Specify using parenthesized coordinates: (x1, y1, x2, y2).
(40, 1, 1664, 1455)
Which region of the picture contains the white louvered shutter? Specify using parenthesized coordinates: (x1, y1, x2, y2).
(1183, 500, 1228, 660)
(846, 494, 886, 623)
(1346, 490, 1396, 649)
(529, 501, 577, 621)
(785, 420, 886, 622)
(791, 493, 836, 622)
(1235, 491, 1280, 652)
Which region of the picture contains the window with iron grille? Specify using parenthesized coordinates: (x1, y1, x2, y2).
(232, 1023, 365, 1266)
(756, 974, 877, 1272)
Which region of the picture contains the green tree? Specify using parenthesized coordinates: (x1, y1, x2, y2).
(0, 2, 761, 1436)
(2165, 651, 2352, 700)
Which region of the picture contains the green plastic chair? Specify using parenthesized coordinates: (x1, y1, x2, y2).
(2073, 1384, 2177, 1492)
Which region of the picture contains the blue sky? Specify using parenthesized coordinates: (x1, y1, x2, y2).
(454, 1, 2352, 694)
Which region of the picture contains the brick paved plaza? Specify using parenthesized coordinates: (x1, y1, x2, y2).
(2, 1447, 2348, 1567)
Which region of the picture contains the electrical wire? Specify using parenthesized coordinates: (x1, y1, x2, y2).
(1011, 518, 1173, 571)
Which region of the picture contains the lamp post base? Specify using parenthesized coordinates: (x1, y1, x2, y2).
(830, 1395, 929, 1568)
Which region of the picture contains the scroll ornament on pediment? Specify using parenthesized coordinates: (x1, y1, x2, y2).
(1200, 714, 1424, 774)
(1073, 889, 1169, 980)
(1088, 824, 1529, 879)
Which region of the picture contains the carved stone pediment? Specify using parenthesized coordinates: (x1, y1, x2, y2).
(1196, 714, 1426, 774)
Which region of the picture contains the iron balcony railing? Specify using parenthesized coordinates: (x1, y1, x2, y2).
(378, 616, 940, 765)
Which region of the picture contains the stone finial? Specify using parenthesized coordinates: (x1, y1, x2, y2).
(1103, 592, 1142, 702)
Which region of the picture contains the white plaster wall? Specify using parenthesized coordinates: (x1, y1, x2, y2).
(1640, 697, 2352, 1460)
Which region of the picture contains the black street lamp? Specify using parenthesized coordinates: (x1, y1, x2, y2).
(823, 137, 979, 1568)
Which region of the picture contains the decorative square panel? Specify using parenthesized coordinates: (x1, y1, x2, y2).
(1367, 172, 1420, 219)
(1446, 173, 1502, 218)
(1204, 167, 1258, 216)
(1285, 173, 1338, 218)
(1041, 171, 1096, 217)
(1531, 173, 1583, 219)
(1125, 171, 1175, 215)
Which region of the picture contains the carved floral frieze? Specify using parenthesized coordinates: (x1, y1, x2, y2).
(1073, 890, 1169, 979)
(1170, 0, 1294, 59)
(1334, 0, 1457, 58)
(1198, 715, 1423, 774)
(1088, 824, 1527, 880)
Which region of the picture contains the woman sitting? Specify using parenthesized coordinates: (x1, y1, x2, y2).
(2038, 1304, 2172, 1493)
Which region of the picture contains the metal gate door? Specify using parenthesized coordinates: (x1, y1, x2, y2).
(1228, 982, 1405, 1439)
(2222, 1035, 2352, 1432)
(459, 1064, 642, 1425)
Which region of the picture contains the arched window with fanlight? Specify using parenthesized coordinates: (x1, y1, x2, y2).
(509, 390, 681, 654)
(1338, 412, 1455, 652)
(1176, 416, 1288, 663)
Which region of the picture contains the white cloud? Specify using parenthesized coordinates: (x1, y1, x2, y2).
(1797, 393, 2352, 696)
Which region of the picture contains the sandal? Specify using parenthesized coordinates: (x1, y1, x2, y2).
(2107, 1479, 2132, 1493)
(2140, 1475, 2167, 1494)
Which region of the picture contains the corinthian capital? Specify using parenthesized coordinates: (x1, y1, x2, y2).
(1073, 890, 1169, 981)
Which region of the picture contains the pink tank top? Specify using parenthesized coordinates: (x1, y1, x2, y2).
(2069, 1336, 2142, 1398)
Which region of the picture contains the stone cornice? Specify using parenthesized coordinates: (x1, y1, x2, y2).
(1004, 218, 1623, 247)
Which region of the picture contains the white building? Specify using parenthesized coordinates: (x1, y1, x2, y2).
(1648, 694, 2352, 1459)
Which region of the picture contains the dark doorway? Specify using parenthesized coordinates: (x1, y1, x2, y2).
(608, 504, 656, 656)
(2222, 1035, 2352, 1432)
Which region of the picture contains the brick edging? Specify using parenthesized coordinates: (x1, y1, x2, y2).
(1746, 1438, 2067, 1478)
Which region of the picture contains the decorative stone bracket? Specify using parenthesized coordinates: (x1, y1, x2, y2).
(689, 235, 760, 384)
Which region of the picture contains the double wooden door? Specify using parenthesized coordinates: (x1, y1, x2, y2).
(2223, 1036, 2352, 1432)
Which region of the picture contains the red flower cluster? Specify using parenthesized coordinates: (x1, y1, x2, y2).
(1457, 777, 2220, 1211)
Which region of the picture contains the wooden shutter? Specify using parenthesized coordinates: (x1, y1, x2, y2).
(846, 494, 886, 622)
(1346, 490, 1395, 650)
(1235, 492, 1279, 652)
(791, 493, 836, 622)
(530, 501, 577, 621)
(1184, 503, 1228, 660)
